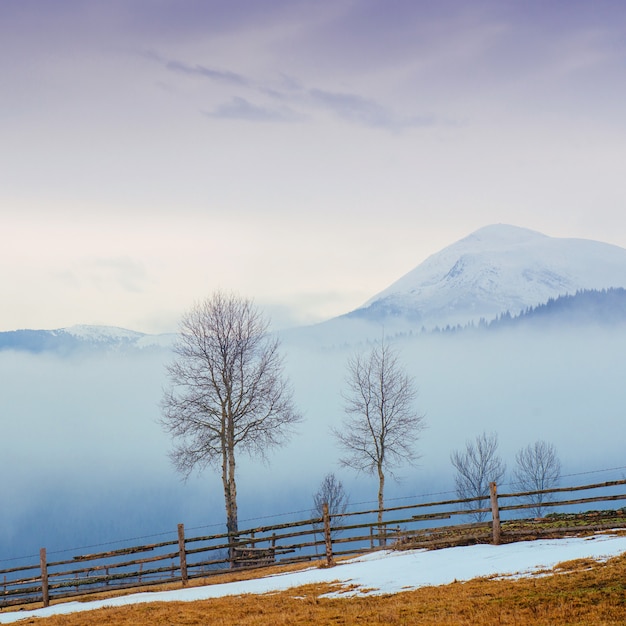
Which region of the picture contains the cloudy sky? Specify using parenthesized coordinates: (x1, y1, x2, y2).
(3, 0, 626, 333)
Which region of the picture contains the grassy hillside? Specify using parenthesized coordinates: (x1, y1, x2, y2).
(10, 549, 626, 625)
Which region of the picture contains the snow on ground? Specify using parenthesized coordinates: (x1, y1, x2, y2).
(2, 533, 626, 623)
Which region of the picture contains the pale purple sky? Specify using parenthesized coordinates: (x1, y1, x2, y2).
(3, 0, 626, 332)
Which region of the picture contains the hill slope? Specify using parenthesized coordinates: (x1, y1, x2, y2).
(3, 535, 626, 623)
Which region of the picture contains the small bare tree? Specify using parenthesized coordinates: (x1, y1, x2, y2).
(514, 440, 561, 517)
(333, 340, 425, 544)
(160, 291, 301, 548)
(311, 473, 348, 551)
(451, 432, 506, 521)
(312, 474, 348, 530)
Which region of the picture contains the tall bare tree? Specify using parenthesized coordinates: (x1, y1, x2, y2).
(450, 431, 506, 521)
(160, 291, 301, 542)
(333, 340, 425, 543)
(514, 440, 561, 517)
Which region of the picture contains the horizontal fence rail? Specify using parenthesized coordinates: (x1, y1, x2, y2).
(2, 479, 626, 609)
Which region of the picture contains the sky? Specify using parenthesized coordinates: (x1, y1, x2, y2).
(3, 534, 626, 622)
(3, 0, 626, 333)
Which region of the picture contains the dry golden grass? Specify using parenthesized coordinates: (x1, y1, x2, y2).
(5, 552, 626, 625)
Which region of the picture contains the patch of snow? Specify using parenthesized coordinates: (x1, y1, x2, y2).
(59, 325, 146, 342)
(50, 325, 175, 351)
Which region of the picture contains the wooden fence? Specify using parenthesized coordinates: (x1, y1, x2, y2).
(3, 478, 626, 610)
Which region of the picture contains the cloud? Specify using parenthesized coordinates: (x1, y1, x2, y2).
(163, 58, 251, 87)
(142, 49, 253, 86)
(151, 51, 434, 131)
(307, 88, 436, 131)
(205, 97, 303, 122)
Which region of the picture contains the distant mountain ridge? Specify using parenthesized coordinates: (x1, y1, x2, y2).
(0, 325, 175, 354)
(5, 287, 625, 354)
(348, 224, 626, 331)
(4, 225, 626, 353)
(489, 288, 626, 328)
(433, 288, 626, 333)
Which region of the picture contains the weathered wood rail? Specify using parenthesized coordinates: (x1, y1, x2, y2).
(2, 478, 626, 610)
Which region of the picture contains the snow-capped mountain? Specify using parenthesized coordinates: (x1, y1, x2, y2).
(59, 325, 176, 349)
(347, 224, 626, 331)
(0, 325, 176, 354)
(4, 224, 626, 353)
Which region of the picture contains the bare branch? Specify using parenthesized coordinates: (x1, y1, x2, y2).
(514, 440, 561, 517)
(311, 473, 349, 539)
(450, 431, 506, 522)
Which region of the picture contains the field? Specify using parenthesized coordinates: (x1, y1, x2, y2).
(5, 547, 626, 625)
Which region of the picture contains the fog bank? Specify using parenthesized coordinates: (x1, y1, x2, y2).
(2, 323, 625, 560)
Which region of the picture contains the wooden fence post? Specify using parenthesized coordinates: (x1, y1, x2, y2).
(228, 531, 236, 569)
(178, 523, 188, 587)
(490, 482, 501, 545)
(40, 548, 49, 608)
(322, 503, 335, 567)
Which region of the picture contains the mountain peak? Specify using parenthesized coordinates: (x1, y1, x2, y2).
(353, 224, 626, 330)
(460, 224, 547, 247)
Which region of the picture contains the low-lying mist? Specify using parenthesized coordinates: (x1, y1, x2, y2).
(2, 322, 625, 560)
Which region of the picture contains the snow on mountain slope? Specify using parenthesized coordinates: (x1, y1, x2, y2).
(62, 325, 178, 349)
(352, 224, 626, 330)
(59, 325, 146, 342)
(0, 325, 176, 353)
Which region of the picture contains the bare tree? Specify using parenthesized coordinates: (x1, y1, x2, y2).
(514, 440, 561, 517)
(451, 432, 506, 521)
(311, 473, 349, 539)
(333, 340, 425, 544)
(160, 291, 301, 545)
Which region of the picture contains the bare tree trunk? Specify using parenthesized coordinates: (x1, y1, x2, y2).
(222, 433, 239, 566)
(221, 452, 234, 565)
(377, 464, 385, 546)
(218, 402, 240, 567)
(227, 406, 238, 535)
(227, 446, 238, 535)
